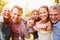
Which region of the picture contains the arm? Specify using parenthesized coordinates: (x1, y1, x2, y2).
(46, 21, 52, 31)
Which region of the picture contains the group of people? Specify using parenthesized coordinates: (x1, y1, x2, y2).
(0, 4, 60, 40)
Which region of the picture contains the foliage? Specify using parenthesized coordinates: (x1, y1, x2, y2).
(0, 0, 8, 13)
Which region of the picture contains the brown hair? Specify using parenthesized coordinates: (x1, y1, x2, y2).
(39, 6, 49, 12)
(11, 5, 23, 13)
(31, 9, 39, 14)
(39, 5, 49, 21)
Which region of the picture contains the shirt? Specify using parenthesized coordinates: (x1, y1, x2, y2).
(11, 21, 29, 40)
(53, 20, 60, 40)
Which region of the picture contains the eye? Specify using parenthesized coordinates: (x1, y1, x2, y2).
(18, 15, 20, 16)
(43, 12, 46, 13)
(14, 13, 16, 15)
(54, 14, 58, 16)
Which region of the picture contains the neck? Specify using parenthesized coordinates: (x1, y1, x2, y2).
(40, 19, 48, 24)
(13, 19, 22, 24)
(4, 18, 10, 24)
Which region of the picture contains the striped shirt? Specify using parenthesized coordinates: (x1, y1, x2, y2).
(53, 20, 60, 40)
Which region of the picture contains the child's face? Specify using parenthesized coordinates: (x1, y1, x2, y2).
(32, 11, 39, 20)
(12, 8, 22, 23)
(27, 20, 34, 28)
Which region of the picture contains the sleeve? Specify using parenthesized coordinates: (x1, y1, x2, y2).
(33, 23, 39, 31)
(46, 21, 52, 31)
(21, 23, 30, 38)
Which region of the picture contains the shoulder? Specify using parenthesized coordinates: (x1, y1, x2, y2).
(22, 18, 27, 24)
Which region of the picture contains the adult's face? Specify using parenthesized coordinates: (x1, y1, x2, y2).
(2, 8, 11, 19)
(49, 9, 59, 23)
(39, 8, 48, 20)
(12, 8, 22, 23)
(58, 8, 60, 19)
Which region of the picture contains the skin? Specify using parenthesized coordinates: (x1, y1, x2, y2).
(49, 8, 60, 23)
(38, 7, 51, 31)
(39, 8, 48, 21)
(12, 8, 22, 24)
(2, 8, 11, 23)
(32, 10, 39, 20)
(27, 19, 34, 29)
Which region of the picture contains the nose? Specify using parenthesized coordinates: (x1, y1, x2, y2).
(15, 15, 18, 18)
(41, 13, 44, 16)
(5, 11, 9, 15)
(52, 15, 55, 19)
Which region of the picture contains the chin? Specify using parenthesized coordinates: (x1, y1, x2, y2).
(51, 21, 58, 24)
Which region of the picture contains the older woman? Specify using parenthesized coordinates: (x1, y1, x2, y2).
(2, 5, 11, 40)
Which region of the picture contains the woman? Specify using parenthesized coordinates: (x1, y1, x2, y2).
(2, 5, 11, 40)
(34, 6, 52, 40)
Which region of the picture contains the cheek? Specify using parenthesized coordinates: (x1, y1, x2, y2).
(49, 16, 52, 19)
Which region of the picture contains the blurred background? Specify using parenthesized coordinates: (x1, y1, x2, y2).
(0, 0, 60, 19)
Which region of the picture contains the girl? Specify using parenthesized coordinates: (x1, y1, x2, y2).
(27, 19, 35, 40)
(30, 9, 40, 40)
(34, 6, 52, 40)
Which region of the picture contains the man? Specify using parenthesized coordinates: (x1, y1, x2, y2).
(11, 5, 30, 40)
(2, 5, 11, 40)
(49, 5, 60, 40)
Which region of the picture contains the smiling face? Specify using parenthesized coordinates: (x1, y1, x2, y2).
(11, 6, 22, 23)
(2, 8, 11, 19)
(27, 19, 34, 28)
(49, 8, 59, 23)
(32, 10, 39, 20)
(39, 7, 48, 21)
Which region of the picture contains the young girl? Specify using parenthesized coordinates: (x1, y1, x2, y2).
(27, 19, 35, 40)
(34, 6, 52, 40)
(30, 9, 40, 40)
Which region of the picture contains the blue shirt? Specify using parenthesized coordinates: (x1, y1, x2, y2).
(2, 23, 11, 40)
(53, 20, 60, 40)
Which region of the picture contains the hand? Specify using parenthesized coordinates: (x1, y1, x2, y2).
(39, 24, 46, 28)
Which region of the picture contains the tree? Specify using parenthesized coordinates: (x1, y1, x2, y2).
(0, 0, 8, 13)
(54, 0, 59, 4)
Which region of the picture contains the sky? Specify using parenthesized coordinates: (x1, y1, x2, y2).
(7, 0, 55, 14)
(8, 0, 54, 9)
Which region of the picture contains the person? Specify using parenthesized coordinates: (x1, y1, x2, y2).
(27, 19, 35, 40)
(34, 6, 52, 40)
(0, 16, 4, 40)
(49, 5, 60, 40)
(10, 5, 30, 40)
(29, 9, 40, 40)
(1, 5, 11, 40)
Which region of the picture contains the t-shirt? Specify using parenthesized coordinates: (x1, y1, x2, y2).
(10, 21, 29, 40)
(53, 20, 60, 40)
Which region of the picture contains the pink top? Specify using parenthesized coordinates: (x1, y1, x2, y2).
(33, 22, 46, 30)
(11, 21, 29, 40)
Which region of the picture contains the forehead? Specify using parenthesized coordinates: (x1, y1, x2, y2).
(28, 20, 34, 22)
(32, 11, 39, 14)
(3, 6, 11, 11)
(49, 9, 59, 14)
(12, 8, 19, 12)
(39, 8, 47, 12)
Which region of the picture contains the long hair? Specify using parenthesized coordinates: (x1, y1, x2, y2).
(39, 5, 50, 21)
